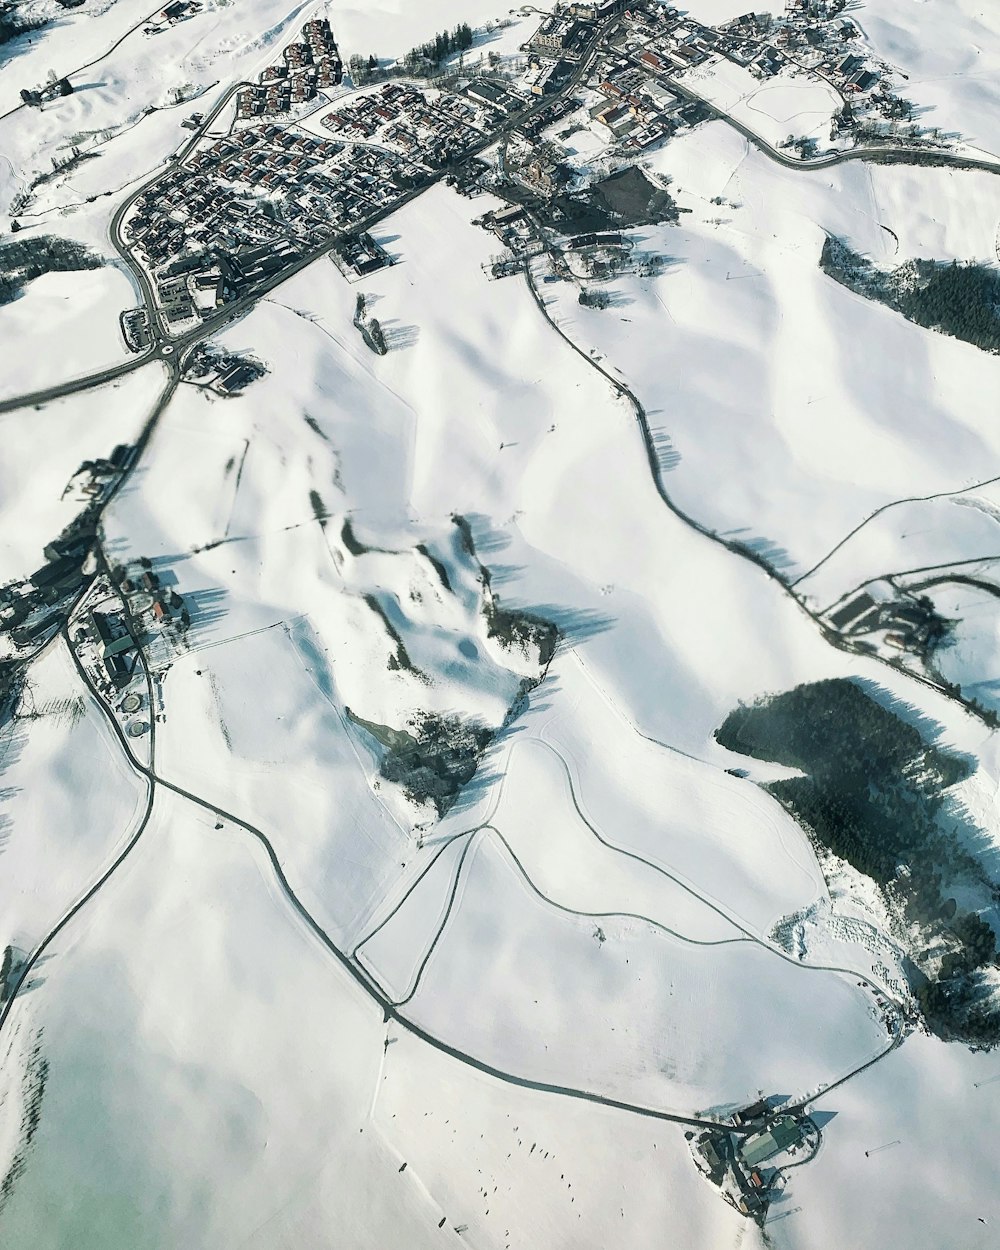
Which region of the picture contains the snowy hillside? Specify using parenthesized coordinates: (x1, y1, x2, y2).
(2, 0, 1000, 1246)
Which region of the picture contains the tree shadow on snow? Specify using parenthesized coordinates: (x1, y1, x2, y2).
(463, 512, 513, 557)
(539, 603, 615, 649)
(723, 527, 796, 576)
(181, 587, 229, 642)
(649, 424, 681, 471)
(382, 319, 420, 351)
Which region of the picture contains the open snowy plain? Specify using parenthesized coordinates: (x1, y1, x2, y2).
(2, 0, 1000, 1245)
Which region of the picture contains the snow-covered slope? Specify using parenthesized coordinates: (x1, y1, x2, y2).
(3, 0, 1000, 1246)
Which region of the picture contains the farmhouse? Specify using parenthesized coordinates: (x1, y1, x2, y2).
(740, 1117, 804, 1167)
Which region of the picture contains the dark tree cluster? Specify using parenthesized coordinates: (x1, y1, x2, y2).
(716, 678, 1000, 1045)
(1, 5, 45, 48)
(917, 969, 1000, 1047)
(379, 711, 493, 816)
(346, 53, 380, 85)
(403, 23, 474, 73)
(0, 234, 103, 306)
(820, 235, 1000, 355)
(898, 260, 1000, 354)
(476, 556, 558, 668)
(716, 678, 970, 878)
(579, 288, 611, 309)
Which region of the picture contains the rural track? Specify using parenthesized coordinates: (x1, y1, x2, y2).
(791, 472, 1000, 588)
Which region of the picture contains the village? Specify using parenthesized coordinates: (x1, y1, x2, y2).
(516, 0, 928, 163)
(115, 1, 949, 337)
(120, 13, 530, 330)
(0, 436, 195, 749)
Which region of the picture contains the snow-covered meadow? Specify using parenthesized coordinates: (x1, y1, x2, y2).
(2, 0, 1000, 1246)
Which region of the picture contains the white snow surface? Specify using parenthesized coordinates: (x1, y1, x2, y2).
(3, 0, 1000, 1247)
(0, 364, 166, 582)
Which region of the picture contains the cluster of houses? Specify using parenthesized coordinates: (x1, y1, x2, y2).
(519, 0, 894, 167)
(711, 5, 883, 97)
(120, 565, 187, 633)
(620, 6, 715, 74)
(0, 444, 147, 657)
(519, 0, 624, 98)
(835, 52, 878, 94)
(0, 455, 150, 657)
(477, 204, 552, 278)
(691, 1099, 813, 1224)
(86, 606, 140, 691)
(824, 582, 945, 660)
(144, 0, 200, 35)
(587, 56, 689, 151)
(334, 231, 393, 277)
(71, 561, 187, 705)
(321, 81, 501, 168)
(122, 116, 422, 323)
(515, 2, 695, 156)
(183, 344, 267, 393)
(1, 515, 98, 652)
(236, 17, 343, 120)
(570, 0, 888, 124)
(525, 1, 622, 62)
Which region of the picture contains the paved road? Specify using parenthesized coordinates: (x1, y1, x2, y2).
(650, 64, 1000, 176)
(0, 355, 162, 415)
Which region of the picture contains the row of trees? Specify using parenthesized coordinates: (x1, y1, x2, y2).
(345, 23, 475, 85)
(402, 23, 474, 74)
(346, 52, 379, 85)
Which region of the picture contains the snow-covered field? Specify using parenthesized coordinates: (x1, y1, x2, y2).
(5, 175, 974, 1243)
(0, 642, 147, 961)
(859, 0, 1000, 158)
(0, 364, 165, 581)
(3, 0, 1000, 1246)
(680, 59, 843, 149)
(536, 120, 1000, 582)
(0, 267, 136, 397)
